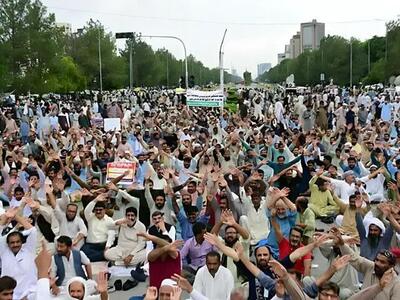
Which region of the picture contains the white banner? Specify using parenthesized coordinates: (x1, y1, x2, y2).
(186, 90, 224, 107)
(104, 118, 121, 132)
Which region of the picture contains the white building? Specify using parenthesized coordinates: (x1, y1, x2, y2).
(290, 32, 301, 59)
(300, 19, 325, 52)
(277, 53, 286, 64)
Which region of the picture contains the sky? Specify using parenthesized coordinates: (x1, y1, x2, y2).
(42, 0, 399, 77)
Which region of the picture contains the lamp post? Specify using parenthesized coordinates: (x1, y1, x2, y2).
(98, 28, 103, 93)
(350, 41, 353, 88)
(219, 29, 227, 94)
(115, 32, 135, 88)
(140, 34, 188, 90)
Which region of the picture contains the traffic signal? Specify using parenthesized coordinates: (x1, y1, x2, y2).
(115, 32, 134, 39)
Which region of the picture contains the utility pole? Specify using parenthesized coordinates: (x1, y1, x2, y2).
(115, 32, 135, 89)
(368, 40, 371, 73)
(219, 29, 227, 94)
(129, 39, 133, 88)
(350, 41, 353, 88)
(98, 28, 103, 93)
(140, 34, 189, 90)
(166, 54, 169, 87)
(219, 29, 227, 115)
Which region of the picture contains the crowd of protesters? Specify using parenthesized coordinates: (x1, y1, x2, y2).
(0, 84, 400, 300)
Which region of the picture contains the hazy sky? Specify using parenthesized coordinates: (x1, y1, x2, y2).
(42, 0, 399, 76)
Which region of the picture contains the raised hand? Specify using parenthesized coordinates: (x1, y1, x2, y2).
(221, 210, 236, 226)
(380, 268, 395, 289)
(314, 233, 331, 247)
(204, 232, 220, 246)
(268, 260, 288, 278)
(96, 271, 108, 294)
(5, 207, 18, 219)
(332, 254, 351, 271)
(136, 232, 151, 241)
(171, 274, 193, 293)
(234, 242, 244, 258)
(171, 286, 182, 300)
(106, 182, 118, 192)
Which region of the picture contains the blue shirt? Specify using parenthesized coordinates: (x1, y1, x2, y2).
(177, 211, 209, 241)
(260, 209, 297, 258)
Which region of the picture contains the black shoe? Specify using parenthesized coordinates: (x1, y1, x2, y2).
(321, 216, 334, 224)
(114, 279, 122, 291)
(131, 265, 147, 282)
(122, 279, 138, 291)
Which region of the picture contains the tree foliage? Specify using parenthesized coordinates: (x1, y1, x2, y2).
(0, 0, 241, 93)
(261, 19, 400, 86)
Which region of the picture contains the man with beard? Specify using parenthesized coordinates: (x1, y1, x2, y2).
(269, 165, 302, 202)
(318, 228, 360, 299)
(209, 210, 250, 287)
(50, 236, 94, 296)
(144, 179, 175, 225)
(339, 156, 363, 178)
(357, 213, 394, 261)
(261, 192, 297, 258)
(218, 148, 237, 174)
(336, 231, 400, 299)
(333, 193, 367, 238)
(233, 234, 329, 300)
(274, 223, 312, 277)
(53, 203, 87, 249)
(105, 207, 146, 272)
(359, 166, 386, 203)
(116, 133, 132, 157)
(308, 169, 340, 218)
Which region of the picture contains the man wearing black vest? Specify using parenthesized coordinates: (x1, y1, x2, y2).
(50, 236, 95, 296)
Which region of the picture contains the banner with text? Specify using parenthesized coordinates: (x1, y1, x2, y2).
(186, 90, 224, 107)
(106, 162, 136, 185)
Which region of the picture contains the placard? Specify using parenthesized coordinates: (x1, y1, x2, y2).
(104, 118, 121, 132)
(106, 162, 136, 185)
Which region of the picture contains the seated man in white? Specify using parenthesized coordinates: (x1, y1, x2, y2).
(104, 206, 146, 266)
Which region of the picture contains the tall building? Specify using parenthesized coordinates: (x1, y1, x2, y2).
(290, 32, 301, 59)
(300, 19, 325, 52)
(56, 22, 72, 35)
(257, 63, 271, 77)
(284, 44, 291, 59)
(277, 53, 286, 64)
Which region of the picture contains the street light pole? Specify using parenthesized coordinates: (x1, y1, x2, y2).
(350, 41, 353, 88)
(98, 28, 103, 93)
(368, 40, 371, 73)
(219, 29, 227, 95)
(140, 35, 188, 90)
(129, 40, 133, 89)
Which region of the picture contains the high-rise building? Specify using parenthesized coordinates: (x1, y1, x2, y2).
(290, 32, 301, 59)
(284, 44, 291, 59)
(300, 19, 325, 52)
(257, 63, 271, 77)
(277, 53, 286, 64)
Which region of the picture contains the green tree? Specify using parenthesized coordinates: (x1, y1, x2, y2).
(243, 71, 252, 85)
